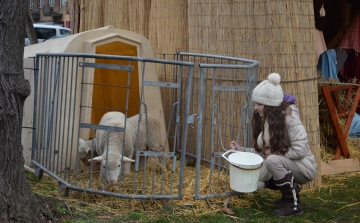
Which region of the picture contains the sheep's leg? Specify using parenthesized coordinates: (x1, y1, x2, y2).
(138, 157, 145, 169)
(147, 137, 162, 166)
(100, 170, 105, 180)
(137, 143, 147, 169)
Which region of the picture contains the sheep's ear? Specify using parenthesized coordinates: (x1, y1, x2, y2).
(85, 144, 93, 154)
(85, 147, 92, 154)
(123, 156, 135, 162)
(89, 156, 102, 162)
(79, 138, 85, 144)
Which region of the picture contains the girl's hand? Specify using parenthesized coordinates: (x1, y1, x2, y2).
(229, 141, 242, 151)
(264, 148, 271, 158)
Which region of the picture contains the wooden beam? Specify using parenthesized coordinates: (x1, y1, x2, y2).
(327, 2, 352, 49)
(327, 29, 344, 49)
(322, 86, 350, 158)
(321, 159, 360, 176)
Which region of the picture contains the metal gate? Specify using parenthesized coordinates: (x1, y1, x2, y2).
(29, 52, 258, 207)
(172, 52, 259, 201)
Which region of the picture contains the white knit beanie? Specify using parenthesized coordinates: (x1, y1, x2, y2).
(252, 73, 284, 106)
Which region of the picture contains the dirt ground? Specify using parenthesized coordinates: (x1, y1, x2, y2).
(35, 194, 120, 222)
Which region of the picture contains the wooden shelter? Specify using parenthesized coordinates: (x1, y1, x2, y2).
(67, 0, 321, 188)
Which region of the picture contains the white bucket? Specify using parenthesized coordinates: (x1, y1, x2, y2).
(224, 151, 263, 193)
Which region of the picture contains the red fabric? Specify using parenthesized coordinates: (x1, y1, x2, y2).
(342, 49, 360, 83)
(338, 12, 360, 113)
(338, 12, 360, 92)
(338, 12, 360, 53)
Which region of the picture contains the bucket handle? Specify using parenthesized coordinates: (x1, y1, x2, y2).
(221, 150, 263, 170)
(221, 150, 243, 167)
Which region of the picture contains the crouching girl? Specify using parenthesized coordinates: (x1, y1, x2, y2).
(229, 73, 317, 217)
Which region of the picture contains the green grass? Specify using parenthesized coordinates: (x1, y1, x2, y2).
(27, 171, 360, 223)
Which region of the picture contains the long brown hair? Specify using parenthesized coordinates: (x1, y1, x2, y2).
(252, 100, 291, 154)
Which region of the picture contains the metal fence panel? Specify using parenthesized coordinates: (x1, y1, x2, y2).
(31, 53, 194, 202)
(172, 52, 259, 200)
(28, 52, 259, 206)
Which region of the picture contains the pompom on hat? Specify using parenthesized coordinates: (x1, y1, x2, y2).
(252, 73, 284, 106)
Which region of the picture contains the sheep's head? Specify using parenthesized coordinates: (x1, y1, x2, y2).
(78, 138, 97, 166)
(89, 153, 134, 184)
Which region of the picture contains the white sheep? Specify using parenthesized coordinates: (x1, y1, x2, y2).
(78, 138, 98, 166)
(89, 111, 135, 184)
(126, 113, 163, 169)
(89, 112, 162, 183)
(126, 113, 162, 153)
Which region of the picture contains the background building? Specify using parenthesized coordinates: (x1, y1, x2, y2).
(29, 0, 70, 27)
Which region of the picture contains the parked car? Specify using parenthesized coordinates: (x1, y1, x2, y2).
(25, 24, 71, 46)
(43, 35, 69, 42)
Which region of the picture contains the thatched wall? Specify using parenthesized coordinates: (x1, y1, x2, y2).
(74, 0, 320, 188)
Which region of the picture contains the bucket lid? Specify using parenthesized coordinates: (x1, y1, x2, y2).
(228, 152, 263, 170)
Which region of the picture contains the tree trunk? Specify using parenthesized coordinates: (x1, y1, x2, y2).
(0, 1, 53, 222)
(25, 7, 38, 45)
